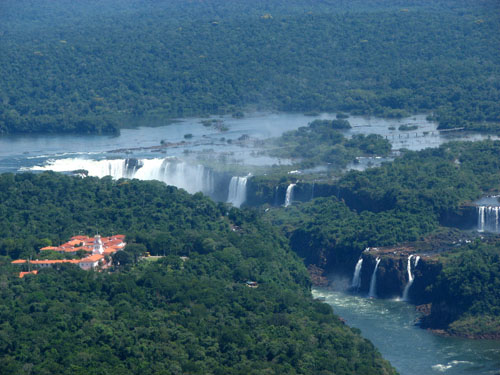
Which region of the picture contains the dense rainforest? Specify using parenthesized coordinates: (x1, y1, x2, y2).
(1, 0, 500, 370)
(0, 172, 396, 374)
(0, 0, 499, 134)
(422, 240, 500, 338)
(262, 140, 500, 335)
(267, 140, 500, 268)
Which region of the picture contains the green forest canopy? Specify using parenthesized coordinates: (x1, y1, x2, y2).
(0, 172, 395, 374)
(0, 0, 498, 134)
(266, 140, 500, 268)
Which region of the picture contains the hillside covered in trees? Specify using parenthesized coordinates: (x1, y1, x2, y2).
(0, 0, 498, 134)
(263, 140, 500, 336)
(422, 239, 500, 338)
(0, 172, 396, 374)
(266, 140, 500, 263)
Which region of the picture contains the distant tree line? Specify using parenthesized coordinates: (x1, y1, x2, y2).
(0, 0, 498, 134)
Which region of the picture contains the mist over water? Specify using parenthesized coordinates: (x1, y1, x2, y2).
(2, 112, 497, 175)
(27, 157, 216, 195)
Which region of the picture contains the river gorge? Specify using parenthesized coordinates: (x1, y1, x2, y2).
(1, 112, 499, 374)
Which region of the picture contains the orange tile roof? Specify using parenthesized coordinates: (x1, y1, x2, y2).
(71, 235, 90, 241)
(19, 270, 38, 278)
(80, 254, 104, 263)
(106, 239, 124, 245)
(72, 247, 91, 252)
(66, 239, 83, 246)
(103, 247, 120, 255)
(30, 259, 80, 264)
(40, 246, 58, 251)
(12, 234, 124, 269)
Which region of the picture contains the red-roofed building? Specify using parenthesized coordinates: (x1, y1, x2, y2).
(12, 234, 125, 273)
(40, 246, 58, 251)
(38, 234, 125, 256)
(78, 254, 105, 270)
(71, 235, 90, 241)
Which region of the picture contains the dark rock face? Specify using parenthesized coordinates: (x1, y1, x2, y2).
(245, 178, 338, 207)
(409, 259, 442, 305)
(245, 179, 277, 206)
(290, 228, 329, 269)
(439, 205, 477, 230)
(211, 173, 234, 203)
(420, 300, 463, 330)
(125, 158, 143, 174)
(373, 256, 407, 298)
(357, 252, 441, 302)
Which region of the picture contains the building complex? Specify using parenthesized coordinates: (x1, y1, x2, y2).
(12, 234, 126, 276)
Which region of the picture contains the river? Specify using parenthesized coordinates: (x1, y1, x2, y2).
(313, 287, 500, 375)
(2, 112, 500, 372)
(0, 112, 497, 174)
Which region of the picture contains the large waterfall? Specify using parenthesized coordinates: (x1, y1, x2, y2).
(28, 157, 215, 195)
(351, 258, 363, 290)
(227, 176, 248, 208)
(477, 206, 500, 233)
(368, 257, 381, 298)
(284, 183, 296, 207)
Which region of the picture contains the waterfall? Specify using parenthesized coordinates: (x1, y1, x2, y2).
(477, 206, 500, 233)
(368, 257, 381, 298)
(284, 183, 296, 207)
(227, 176, 248, 208)
(351, 258, 363, 290)
(478, 206, 485, 232)
(402, 255, 415, 301)
(414, 255, 420, 267)
(27, 157, 215, 195)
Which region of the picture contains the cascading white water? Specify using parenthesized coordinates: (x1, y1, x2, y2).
(402, 255, 415, 301)
(478, 206, 485, 232)
(477, 206, 500, 233)
(414, 255, 420, 267)
(351, 258, 363, 290)
(227, 176, 248, 208)
(27, 157, 214, 195)
(368, 257, 381, 298)
(284, 183, 296, 207)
